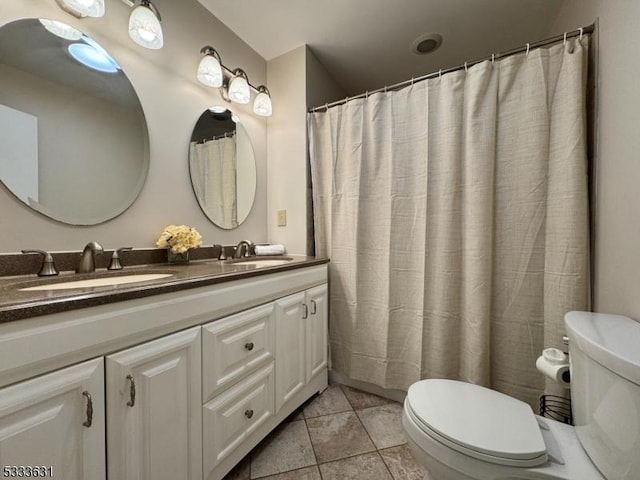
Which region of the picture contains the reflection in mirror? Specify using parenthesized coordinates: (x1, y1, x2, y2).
(0, 19, 149, 225)
(189, 108, 256, 229)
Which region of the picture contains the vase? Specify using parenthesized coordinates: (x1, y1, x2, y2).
(167, 249, 190, 265)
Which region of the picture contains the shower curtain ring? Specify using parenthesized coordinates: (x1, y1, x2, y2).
(526, 43, 530, 56)
(579, 27, 584, 40)
(563, 32, 567, 45)
(491, 54, 495, 65)
(464, 62, 468, 72)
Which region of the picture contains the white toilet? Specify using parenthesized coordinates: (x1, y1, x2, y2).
(402, 311, 640, 479)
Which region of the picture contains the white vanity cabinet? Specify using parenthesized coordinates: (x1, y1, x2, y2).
(0, 358, 105, 480)
(275, 284, 328, 413)
(106, 327, 202, 480)
(0, 264, 328, 480)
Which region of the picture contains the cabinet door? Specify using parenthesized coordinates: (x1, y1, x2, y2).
(306, 284, 328, 381)
(0, 358, 105, 480)
(106, 327, 202, 480)
(275, 292, 306, 412)
(202, 303, 275, 402)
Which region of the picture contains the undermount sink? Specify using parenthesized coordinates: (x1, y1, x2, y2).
(19, 273, 174, 291)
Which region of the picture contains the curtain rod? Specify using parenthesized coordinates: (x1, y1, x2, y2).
(309, 23, 595, 113)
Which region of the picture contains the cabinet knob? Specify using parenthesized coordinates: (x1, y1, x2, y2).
(244, 342, 255, 351)
(82, 391, 93, 428)
(126, 374, 136, 407)
(245, 409, 254, 419)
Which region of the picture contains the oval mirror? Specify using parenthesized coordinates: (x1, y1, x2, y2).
(0, 19, 149, 225)
(189, 108, 257, 229)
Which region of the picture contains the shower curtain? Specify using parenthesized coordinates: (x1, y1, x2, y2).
(308, 38, 590, 408)
(190, 135, 238, 228)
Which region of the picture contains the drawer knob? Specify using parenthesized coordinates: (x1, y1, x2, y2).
(245, 409, 254, 419)
(244, 342, 255, 351)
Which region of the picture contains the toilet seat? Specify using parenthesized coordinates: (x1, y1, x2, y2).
(406, 379, 548, 468)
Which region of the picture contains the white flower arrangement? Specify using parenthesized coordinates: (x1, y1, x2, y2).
(156, 225, 202, 254)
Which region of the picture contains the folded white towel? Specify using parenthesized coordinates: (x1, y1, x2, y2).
(255, 244, 286, 256)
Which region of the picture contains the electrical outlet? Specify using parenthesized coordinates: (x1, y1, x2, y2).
(277, 209, 287, 227)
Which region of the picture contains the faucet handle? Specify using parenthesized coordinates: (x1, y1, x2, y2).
(108, 247, 133, 271)
(21, 249, 59, 277)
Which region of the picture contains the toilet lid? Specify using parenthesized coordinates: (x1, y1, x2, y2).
(407, 379, 547, 466)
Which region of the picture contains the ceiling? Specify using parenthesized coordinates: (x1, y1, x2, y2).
(197, 0, 567, 96)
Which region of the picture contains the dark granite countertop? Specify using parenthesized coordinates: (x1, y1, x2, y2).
(0, 256, 329, 323)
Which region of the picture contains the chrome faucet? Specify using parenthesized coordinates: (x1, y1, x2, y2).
(233, 240, 254, 259)
(77, 241, 104, 273)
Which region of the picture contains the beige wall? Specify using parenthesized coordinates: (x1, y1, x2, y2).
(266, 46, 345, 255)
(266, 46, 307, 254)
(0, 0, 267, 253)
(550, 2, 640, 318)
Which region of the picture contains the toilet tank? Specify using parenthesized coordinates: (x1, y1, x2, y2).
(565, 311, 640, 479)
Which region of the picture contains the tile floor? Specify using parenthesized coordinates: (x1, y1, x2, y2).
(223, 383, 426, 480)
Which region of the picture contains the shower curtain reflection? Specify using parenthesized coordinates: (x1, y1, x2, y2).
(308, 38, 590, 409)
(189, 135, 238, 229)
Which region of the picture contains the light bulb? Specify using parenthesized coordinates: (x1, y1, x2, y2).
(197, 54, 223, 88)
(129, 2, 163, 50)
(228, 71, 250, 104)
(253, 87, 272, 117)
(55, 0, 105, 18)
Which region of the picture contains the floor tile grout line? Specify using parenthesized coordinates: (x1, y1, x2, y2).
(237, 386, 411, 480)
(351, 401, 404, 479)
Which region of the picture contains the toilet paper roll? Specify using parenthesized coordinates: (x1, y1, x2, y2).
(536, 355, 571, 388)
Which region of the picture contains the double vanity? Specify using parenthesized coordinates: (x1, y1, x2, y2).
(0, 255, 329, 480)
(0, 12, 318, 480)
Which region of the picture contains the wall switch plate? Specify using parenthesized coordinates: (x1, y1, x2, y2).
(277, 209, 287, 227)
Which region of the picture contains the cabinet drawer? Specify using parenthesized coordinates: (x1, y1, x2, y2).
(202, 362, 274, 474)
(202, 303, 275, 401)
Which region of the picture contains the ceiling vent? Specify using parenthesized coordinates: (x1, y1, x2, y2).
(412, 33, 443, 55)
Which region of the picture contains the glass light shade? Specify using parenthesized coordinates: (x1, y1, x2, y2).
(197, 55, 223, 87)
(39, 19, 82, 40)
(253, 90, 272, 117)
(129, 4, 163, 50)
(68, 43, 119, 73)
(56, 0, 105, 18)
(228, 74, 250, 104)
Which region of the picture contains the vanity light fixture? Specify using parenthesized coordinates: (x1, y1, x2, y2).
(227, 69, 251, 104)
(209, 106, 227, 114)
(39, 19, 83, 40)
(127, 0, 163, 50)
(197, 47, 223, 87)
(253, 86, 272, 117)
(197, 46, 273, 117)
(55, 0, 105, 18)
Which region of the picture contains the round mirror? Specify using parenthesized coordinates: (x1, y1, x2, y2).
(189, 108, 257, 229)
(0, 19, 149, 225)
